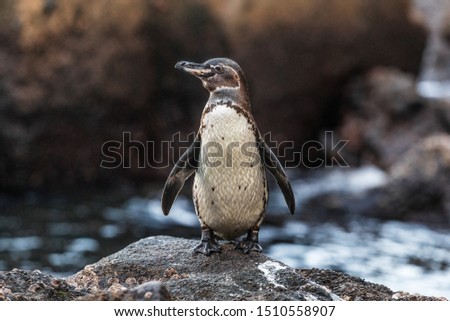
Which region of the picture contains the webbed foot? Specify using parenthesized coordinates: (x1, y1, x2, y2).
(193, 228, 221, 256)
(194, 240, 221, 255)
(235, 239, 262, 254)
(236, 229, 262, 254)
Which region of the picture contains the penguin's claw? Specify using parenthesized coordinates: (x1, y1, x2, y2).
(194, 240, 221, 256)
(235, 240, 263, 254)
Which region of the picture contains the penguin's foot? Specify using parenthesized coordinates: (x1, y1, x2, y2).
(235, 239, 262, 254)
(236, 229, 262, 254)
(193, 227, 221, 256)
(194, 240, 221, 256)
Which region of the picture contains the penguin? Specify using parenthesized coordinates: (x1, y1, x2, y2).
(162, 58, 295, 255)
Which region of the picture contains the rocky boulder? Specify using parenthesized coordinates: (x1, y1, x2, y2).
(0, 236, 446, 301)
(0, 268, 87, 300)
(367, 134, 450, 223)
(336, 67, 450, 168)
(332, 66, 450, 223)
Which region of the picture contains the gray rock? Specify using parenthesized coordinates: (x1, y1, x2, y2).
(300, 268, 446, 301)
(332, 66, 450, 224)
(67, 236, 334, 301)
(79, 281, 172, 301)
(1, 236, 447, 301)
(367, 134, 450, 223)
(338, 68, 443, 168)
(337, 67, 450, 170)
(0, 268, 87, 301)
(299, 134, 450, 224)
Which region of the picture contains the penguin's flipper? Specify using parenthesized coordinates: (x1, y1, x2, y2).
(162, 134, 201, 215)
(258, 138, 295, 215)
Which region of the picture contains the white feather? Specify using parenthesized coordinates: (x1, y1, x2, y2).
(194, 104, 267, 239)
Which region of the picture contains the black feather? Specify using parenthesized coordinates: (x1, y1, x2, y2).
(258, 136, 295, 214)
(161, 134, 201, 215)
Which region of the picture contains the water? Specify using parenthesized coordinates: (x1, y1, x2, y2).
(0, 166, 449, 298)
(414, 0, 450, 100)
(417, 80, 450, 100)
(265, 221, 450, 298)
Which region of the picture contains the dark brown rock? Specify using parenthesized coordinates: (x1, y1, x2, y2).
(0, 0, 229, 190)
(295, 133, 450, 225)
(337, 67, 450, 168)
(0, 0, 426, 190)
(211, 0, 427, 144)
(367, 134, 450, 223)
(309, 66, 450, 224)
(0, 268, 86, 301)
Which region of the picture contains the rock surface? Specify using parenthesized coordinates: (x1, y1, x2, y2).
(337, 67, 450, 169)
(0, 268, 87, 301)
(0, 236, 446, 301)
(368, 134, 450, 223)
(332, 67, 450, 224)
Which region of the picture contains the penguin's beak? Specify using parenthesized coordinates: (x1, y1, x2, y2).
(175, 61, 214, 78)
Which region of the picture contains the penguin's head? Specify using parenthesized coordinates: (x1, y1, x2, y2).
(175, 58, 248, 93)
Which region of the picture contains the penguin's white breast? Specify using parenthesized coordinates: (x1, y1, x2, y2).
(194, 104, 267, 239)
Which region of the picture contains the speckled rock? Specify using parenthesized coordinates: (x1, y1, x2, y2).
(67, 236, 336, 301)
(299, 268, 393, 301)
(0, 268, 86, 301)
(299, 268, 445, 301)
(78, 281, 172, 301)
(1, 236, 447, 301)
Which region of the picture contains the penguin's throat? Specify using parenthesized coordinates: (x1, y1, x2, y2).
(208, 88, 251, 111)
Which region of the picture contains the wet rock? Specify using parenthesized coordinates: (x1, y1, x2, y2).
(0, 268, 86, 300)
(67, 236, 333, 300)
(297, 134, 450, 224)
(367, 134, 450, 223)
(1, 236, 446, 301)
(338, 66, 450, 167)
(391, 291, 447, 301)
(305, 65, 450, 224)
(413, 0, 450, 96)
(300, 268, 446, 301)
(299, 268, 393, 301)
(337, 67, 450, 168)
(79, 281, 172, 301)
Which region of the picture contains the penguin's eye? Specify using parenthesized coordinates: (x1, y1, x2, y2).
(212, 65, 224, 74)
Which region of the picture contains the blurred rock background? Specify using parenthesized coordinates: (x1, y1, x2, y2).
(1, 0, 450, 297)
(0, 0, 427, 190)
